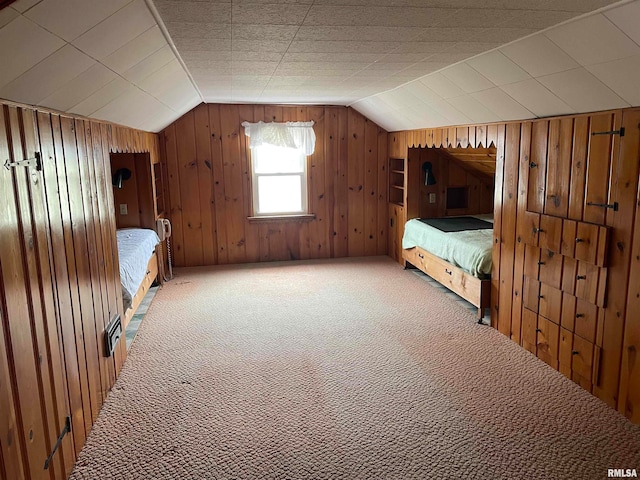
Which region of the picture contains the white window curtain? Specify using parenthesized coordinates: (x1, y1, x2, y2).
(241, 121, 316, 156)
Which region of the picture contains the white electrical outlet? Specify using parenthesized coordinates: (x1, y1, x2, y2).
(119, 204, 128, 215)
(429, 193, 437, 204)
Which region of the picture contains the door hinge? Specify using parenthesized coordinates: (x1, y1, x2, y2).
(591, 127, 625, 137)
(587, 201, 619, 211)
(44, 415, 71, 470)
(4, 152, 42, 171)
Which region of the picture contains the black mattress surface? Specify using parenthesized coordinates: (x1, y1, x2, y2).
(418, 216, 493, 233)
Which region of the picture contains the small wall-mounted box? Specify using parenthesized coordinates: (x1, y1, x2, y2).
(119, 204, 128, 215)
(104, 314, 122, 357)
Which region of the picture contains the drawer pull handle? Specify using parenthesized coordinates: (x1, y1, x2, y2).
(576, 313, 584, 318)
(418, 253, 424, 259)
(537, 261, 545, 266)
(538, 295, 544, 299)
(146, 270, 151, 275)
(572, 350, 580, 355)
(576, 275, 586, 280)
(535, 328, 541, 333)
(445, 268, 452, 275)
(535, 228, 544, 233)
(575, 238, 584, 243)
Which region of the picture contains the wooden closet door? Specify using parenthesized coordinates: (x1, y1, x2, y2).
(0, 107, 73, 479)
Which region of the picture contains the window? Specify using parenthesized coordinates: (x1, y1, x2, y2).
(251, 144, 308, 216)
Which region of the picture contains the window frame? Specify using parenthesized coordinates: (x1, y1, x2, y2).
(250, 145, 309, 217)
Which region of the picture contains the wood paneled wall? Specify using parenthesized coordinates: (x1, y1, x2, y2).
(390, 109, 640, 424)
(111, 153, 156, 230)
(0, 100, 159, 480)
(159, 104, 388, 267)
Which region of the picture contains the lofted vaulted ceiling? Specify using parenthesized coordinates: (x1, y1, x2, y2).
(0, 0, 638, 132)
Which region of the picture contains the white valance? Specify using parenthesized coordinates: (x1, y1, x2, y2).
(241, 121, 316, 156)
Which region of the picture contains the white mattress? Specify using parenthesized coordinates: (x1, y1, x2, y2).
(402, 216, 493, 278)
(116, 228, 160, 309)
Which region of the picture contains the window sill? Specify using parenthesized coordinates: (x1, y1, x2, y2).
(247, 214, 316, 224)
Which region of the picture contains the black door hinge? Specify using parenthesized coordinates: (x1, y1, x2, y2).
(44, 415, 71, 470)
(4, 152, 42, 171)
(587, 201, 619, 211)
(591, 127, 625, 137)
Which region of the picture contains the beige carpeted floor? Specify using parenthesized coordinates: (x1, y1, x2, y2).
(70, 256, 640, 480)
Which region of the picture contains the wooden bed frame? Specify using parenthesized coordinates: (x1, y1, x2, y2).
(403, 246, 491, 321)
(122, 247, 159, 329)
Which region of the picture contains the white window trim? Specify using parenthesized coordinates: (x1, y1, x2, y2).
(250, 148, 309, 217)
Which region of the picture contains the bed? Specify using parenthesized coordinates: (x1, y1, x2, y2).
(116, 228, 160, 328)
(402, 216, 493, 320)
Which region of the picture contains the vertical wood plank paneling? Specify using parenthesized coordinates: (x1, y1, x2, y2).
(50, 113, 91, 449)
(568, 117, 590, 221)
(163, 124, 185, 267)
(584, 113, 615, 225)
(347, 108, 366, 257)
(175, 111, 204, 266)
(527, 121, 549, 213)
(490, 124, 506, 329)
(497, 123, 520, 336)
(594, 111, 635, 408)
(335, 108, 350, 258)
(219, 104, 247, 263)
(238, 105, 259, 263)
(544, 118, 573, 218)
(377, 127, 388, 255)
(209, 104, 228, 265)
(620, 112, 640, 422)
(511, 122, 532, 344)
(325, 107, 338, 258)
(194, 104, 217, 265)
(0, 106, 37, 480)
(363, 118, 378, 256)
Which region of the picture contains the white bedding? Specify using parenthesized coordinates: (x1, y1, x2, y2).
(402, 215, 493, 278)
(116, 228, 160, 309)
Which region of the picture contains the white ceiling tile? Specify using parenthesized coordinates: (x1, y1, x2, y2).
(419, 72, 465, 99)
(471, 87, 534, 121)
(122, 44, 176, 84)
(72, 0, 156, 60)
(232, 40, 291, 53)
(9, 0, 43, 13)
(102, 26, 167, 74)
(403, 81, 472, 125)
(441, 63, 495, 93)
(466, 50, 531, 86)
(232, 3, 309, 25)
(40, 63, 118, 112)
(0, 7, 18, 29)
(156, 81, 200, 112)
(0, 16, 65, 88)
(137, 59, 185, 96)
(0, 44, 95, 104)
(69, 77, 131, 117)
(500, 34, 580, 77)
(154, 1, 230, 24)
(288, 40, 398, 54)
(164, 22, 230, 40)
(545, 14, 640, 66)
(604, 1, 640, 46)
(538, 68, 629, 112)
(587, 54, 640, 106)
(304, 5, 451, 28)
(447, 94, 501, 124)
(500, 78, 574, 117)
(25, 0, 131, 42)
(295, 25, 424, 42)
(232, 24, 299, 41)
(90, 85, 150, 125)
